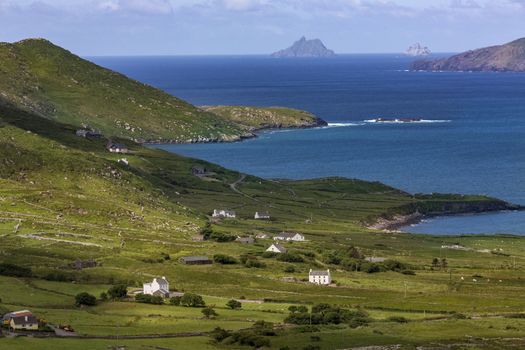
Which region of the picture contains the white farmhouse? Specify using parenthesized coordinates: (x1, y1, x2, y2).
(212, 209, 236, 218)
(309, 269, 331, 285)
(143, 276, 170, 297)
(274, 232, 305, 242)
(266, 243, 287, 254)
(254, 211, 270, 219)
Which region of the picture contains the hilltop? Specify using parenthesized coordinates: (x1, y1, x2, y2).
(412, 37, 525, 72)
(272, 36, 336, 58)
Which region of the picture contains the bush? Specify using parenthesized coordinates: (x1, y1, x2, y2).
(226, 299, 242, 310)
(209, 232, 236, 242)
(225, 331, 270, 348)
(401, 270, 416, 275)
(99, 292, 108, 301)
(135, 293, 164, 305)
(244, 259, 266, 268)
(303, 346, 321, 350)
(295, 325, 320, 333)
(262, 251, 278, 258)
(107, 285, 127, 300)
(310, 335, 321, 342)
(213, 254, 238, 265)
(202, 306, 218, 319)
(285, 303, 370, 328)
(284, 266, 296, 273)
(180, 293, 205, 307)
(210, 327, 231, 342)
(75, 292, 97, 307)
(170, 296, 181, 306)
(387, 316, 409, 323)
(0, 263, 32, 277)
(276, 253, 304, 263)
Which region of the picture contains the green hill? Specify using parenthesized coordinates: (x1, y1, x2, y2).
(0, 38, 251, 143)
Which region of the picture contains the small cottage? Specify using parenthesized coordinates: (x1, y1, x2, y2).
(10, 315, 39, 331)
(309, 269, 331, 285)
(180, 256, 212, 265)
(255, 233, 269, 239)
(191, 166, 208, 176)
(76, 129, 102, 138)
(212, 209, 236, 218)
(143, 277, 170, 297)
(274, 232, 305, 242)
(2, 310, 33, 326)
(236, 236, 255, 244)
(106, 140, 129, 154)
(118, 158, 129, 166)
(254, 211, 271, 219)
(266, 243, 287, 254)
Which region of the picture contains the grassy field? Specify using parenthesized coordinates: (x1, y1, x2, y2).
(1, 52, 525, 349)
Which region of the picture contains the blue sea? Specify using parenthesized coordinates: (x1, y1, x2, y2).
(91, 55, 525, 235)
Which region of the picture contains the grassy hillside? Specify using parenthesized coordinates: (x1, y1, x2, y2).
(0, 39, 250, 143)
(203, 106, 327, 131)
(2, 101, 525, 349)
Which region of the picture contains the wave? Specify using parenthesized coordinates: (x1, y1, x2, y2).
(324, 122, 364, 128)
(364, 118, 451, 124)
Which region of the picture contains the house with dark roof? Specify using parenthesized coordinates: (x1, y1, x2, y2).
(309, 269, 331, 285)
(2, 310, 33, 326)
(5, 311, 39, 331)
(274, 232, 305, 242)
(191, 166, 208, 176)
(179, 256, 212, 265)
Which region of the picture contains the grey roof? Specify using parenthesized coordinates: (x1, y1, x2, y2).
(309, 270, 330, 276)
(180, 256, 211, 262)
(236, 236, 255, 243)
(277, 232, 302, 238)
(256, 211, 270, 216)
(11, 315, 38, 325)
(271, 244, 286, 251)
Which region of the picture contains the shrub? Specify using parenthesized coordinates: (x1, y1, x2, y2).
(0, 263, 32, 277)
(107, 285, 128, 300)
(226, 299, 242, 310)
(135, 293, 164, 305)
(213, 254, 238, 264)
(244, 258, 266, 268)
(225, 331, 270, 348)
(99, 292, 108, 301)
(210, 327, 231, 342)
(202, 306, 218, 319)
(284, 266, 295, 273)
(276, 253, 304, 263)
(310, 335, 321, 342)
(180, 293, 205, 307)
(303, 345, 321, 350)
(75, 292, 97, 307)
(401, 270, 416, 275)
(295, 325, 320, 333)
(209, 232, 236, 242)
(387, 316, 409, 323)
(262, 251, 278, 258)
(170, 296, 181, 306)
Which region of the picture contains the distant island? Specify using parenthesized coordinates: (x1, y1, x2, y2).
(405, 43, 431, 56)
(272, 36, 335, 58)
(412, 37, 525, 72)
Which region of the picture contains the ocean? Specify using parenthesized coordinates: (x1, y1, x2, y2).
(91, 55, 525, 235)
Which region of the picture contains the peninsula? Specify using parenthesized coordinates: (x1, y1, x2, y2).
(412, 37, 525, 72)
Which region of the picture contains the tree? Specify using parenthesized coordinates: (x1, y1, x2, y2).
(432, 258, 440, 268)
(75, 292, 97, 307)
(202, 306, 218, 319)
(213, 254, 238, 264)
(99, 292, 108, 301)
(180, 293, 205, 307)
(107, 285, 127, 300)
(441, 258, 448, 269)
(226, 299, 242, 310)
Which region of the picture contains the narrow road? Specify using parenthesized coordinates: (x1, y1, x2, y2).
(229, 174, 247, 194)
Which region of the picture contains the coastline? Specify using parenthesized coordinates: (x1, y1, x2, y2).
(142, 117, 328, 145)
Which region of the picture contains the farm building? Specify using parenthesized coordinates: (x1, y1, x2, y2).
(254, 211, 271, 219)
(180, 256, 212, 265)
(10, 315, 39, 331)
(2, 310, 33, 326)
(274, 232, 305, 242)
(309, 269, 331, 285)
(236, 236, 255, 244)
(191, 166, 208, 176)
(212, 209, 236, 218)
(143, 277, 170, 297)
(266, 244, 287, 253)
(75, 129, 102, 138)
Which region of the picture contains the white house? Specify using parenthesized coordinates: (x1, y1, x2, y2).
(254, 211, 270, 219)
(143, 276, 170, 297)
(106, 140, 129, 154)
(266, 244, 287, 254)
(255, 233, 269, 239)
(117, 158, 129, 166)
(274, 232, 305, 242)
(212, 209, 236, 218)
(309, 269, 331, 285)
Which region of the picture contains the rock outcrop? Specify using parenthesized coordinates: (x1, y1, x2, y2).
(405, 43, 431, 56)
(272, 36, 335, 58)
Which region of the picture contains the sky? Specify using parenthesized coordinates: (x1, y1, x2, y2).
(0, 0, 524, 55)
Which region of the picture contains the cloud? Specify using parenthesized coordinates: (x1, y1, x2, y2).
(98, 0, 173, 15)
(450, 0, 481, 9)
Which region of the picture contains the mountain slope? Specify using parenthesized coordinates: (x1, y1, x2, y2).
(272, 36, 335, 58)
(412, 38, 525, 72)
(0, 39, 249, 143)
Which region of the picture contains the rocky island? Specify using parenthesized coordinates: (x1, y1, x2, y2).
(412, 37, 525, 72)
(271, 36, 336, 58)
(405, 43, 431, 56)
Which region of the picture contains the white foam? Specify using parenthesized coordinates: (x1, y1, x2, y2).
(324, 122, 364, 128)
(364, 118, 451, 124)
